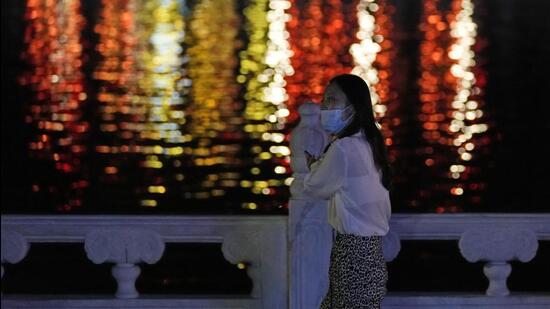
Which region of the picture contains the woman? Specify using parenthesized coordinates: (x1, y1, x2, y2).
(303, 74, 392, 308)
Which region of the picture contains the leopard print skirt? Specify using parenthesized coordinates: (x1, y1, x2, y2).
(319, 230, 388, 309)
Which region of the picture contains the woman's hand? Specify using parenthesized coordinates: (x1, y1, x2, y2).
(304, 150, 318, 170)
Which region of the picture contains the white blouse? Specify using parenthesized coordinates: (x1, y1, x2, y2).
(303, 129, 392, 237)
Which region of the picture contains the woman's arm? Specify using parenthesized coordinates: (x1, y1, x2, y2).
(302, 140, 346, 199)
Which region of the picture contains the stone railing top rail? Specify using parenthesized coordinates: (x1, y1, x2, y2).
(1, 213, 549, 241)
(1, 215, 288, 243)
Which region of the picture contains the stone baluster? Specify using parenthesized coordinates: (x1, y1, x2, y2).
(84, 228, 165, 299)
(382, 230, 401, 262)
(222, 224, 288, 309)
(1, 229, 30, 284)
(288, 102, 332, 309)
(458, 227, 538, 296)
(222, 230, 263, 298)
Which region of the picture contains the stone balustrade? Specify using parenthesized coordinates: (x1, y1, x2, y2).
(1, 215, 288, 309)
(1, 213, 549, 308)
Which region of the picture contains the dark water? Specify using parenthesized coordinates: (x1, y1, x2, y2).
(2, 0, 549, 214)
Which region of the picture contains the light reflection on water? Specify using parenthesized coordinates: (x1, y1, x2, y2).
(19, 0, 488, 213)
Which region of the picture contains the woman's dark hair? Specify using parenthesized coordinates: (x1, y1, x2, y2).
(330, 73, 393, 191)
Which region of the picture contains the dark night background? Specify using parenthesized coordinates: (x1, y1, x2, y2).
(1, 0, 549, 296)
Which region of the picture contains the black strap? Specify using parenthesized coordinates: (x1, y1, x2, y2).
(322, 140, 335, 155)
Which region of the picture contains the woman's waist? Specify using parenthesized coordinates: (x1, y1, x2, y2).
(335, 230, 384, 239)
(329, 195, 391, 212)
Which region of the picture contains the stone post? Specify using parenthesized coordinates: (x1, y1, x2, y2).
(1, 229, 30, 284)
(84, 228, 165, 298)
(459, 227, 538, 296)
(288, 102, 332, 309)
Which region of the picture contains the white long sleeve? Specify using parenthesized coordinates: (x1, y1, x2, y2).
(303, 139, 346, 200)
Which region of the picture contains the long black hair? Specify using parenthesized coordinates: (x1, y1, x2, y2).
(330, 73, 393, 191)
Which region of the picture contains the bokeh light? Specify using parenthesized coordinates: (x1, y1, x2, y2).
(285, 0, 357, 124)
(94, 0, 189, 208)
(20, 0, 89, 211)
(12, 0, 501, 213)
(417, 0, 488, 212)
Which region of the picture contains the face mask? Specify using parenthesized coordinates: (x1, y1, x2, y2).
(320, 104, 354, 134)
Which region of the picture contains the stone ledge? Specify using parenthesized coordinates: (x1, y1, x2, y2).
(1, 295, 259, 309)
(382, 292, 550, 308)
(2, 293, 549, 309)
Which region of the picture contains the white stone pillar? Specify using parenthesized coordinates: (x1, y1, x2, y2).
(288, 102, 332, 309)
(459, 227, 538, 296)
(84, 228, 165, 299)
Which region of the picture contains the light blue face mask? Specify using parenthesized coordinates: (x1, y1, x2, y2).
(320, 104, 354, 134)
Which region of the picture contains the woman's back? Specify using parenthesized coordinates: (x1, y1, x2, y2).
(342, 131, 390, 202)
(334, 130, 391, 236)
